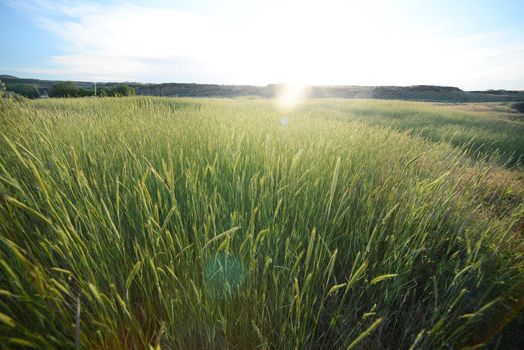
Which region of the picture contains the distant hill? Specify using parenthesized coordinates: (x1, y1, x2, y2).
(133, 82, 270, 98)
(0, 75, 131, 92)
(2, 75, 524, 102)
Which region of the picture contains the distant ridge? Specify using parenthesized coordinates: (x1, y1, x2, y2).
(2, 75, 523, 102)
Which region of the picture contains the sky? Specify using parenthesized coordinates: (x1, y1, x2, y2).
(1, 0, 524, 90)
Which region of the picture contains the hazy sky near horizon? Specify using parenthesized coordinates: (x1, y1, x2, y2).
(1, 0, 524, 90)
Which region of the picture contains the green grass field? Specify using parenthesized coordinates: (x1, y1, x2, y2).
(1, 97, 523, 349)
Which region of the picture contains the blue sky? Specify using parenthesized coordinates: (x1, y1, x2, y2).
(1, 0, 524, 89)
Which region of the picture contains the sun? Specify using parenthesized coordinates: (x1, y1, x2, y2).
(276, 83, 308, 110)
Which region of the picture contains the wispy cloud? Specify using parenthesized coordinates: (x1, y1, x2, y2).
(4, 0, 524, 89)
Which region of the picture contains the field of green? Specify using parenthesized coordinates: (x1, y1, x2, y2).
(0, 97, 523, 349)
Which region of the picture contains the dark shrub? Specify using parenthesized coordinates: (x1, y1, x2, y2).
(100, 84, 136, 97)
(7, 84, 40, 99)
(50, 82, 94, 98)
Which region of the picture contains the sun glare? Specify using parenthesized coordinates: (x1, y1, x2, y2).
(276, 83, 307, 110)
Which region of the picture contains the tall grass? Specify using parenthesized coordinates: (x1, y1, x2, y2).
(299, 99, 524, 166)
(0, 97, 523, 349)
